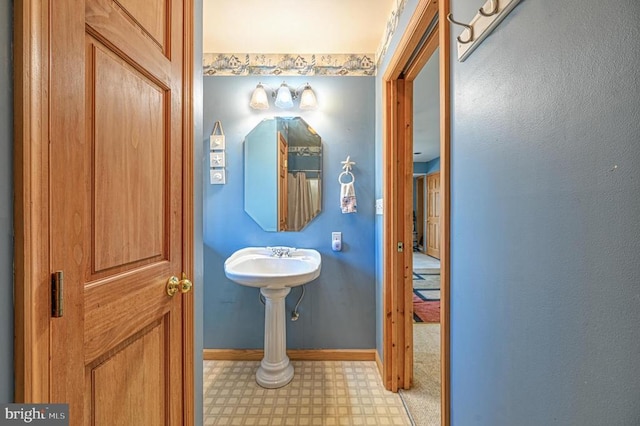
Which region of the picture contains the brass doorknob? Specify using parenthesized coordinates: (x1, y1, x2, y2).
(179, 273, 193, 294)
(166, 274, 193, 297)
(167, 276, 180, 297)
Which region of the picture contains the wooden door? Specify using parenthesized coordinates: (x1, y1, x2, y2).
(45, 0, 191, 424)
(415, 176, 426, 252)
(278, 132, 289, 231)
(427, 173, 441, 259)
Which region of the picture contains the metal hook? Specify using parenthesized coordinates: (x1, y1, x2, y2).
(479, 0, 499, 17)
(446, 13, 474, 44)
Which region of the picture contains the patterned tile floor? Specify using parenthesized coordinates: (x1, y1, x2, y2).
(204, 360, 412, 426)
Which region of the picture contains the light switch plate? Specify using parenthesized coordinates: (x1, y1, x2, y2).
(375, 199, 383, 215)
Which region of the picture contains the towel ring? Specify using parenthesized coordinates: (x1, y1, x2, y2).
(338, 171, 354, 184)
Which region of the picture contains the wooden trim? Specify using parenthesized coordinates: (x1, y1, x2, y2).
(203, 349, 378, 362)
(383, 78, 400, 392)
(382, 78, 394, 391)
(381, 0, 451, 425)
(182, 0, 195, 425)
(13, 0, 51, 403)
(204, 350, 264, 361)
(375, 350, 383, 376)
(404, 27, 440, 81)
(438, 0, 452, 423)
(383, 0, 439, 81)
(402, 80, 414, 389)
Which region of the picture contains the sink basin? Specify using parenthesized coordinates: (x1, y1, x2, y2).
(224, 247, 321, 288)
(223, 246, 322, 388)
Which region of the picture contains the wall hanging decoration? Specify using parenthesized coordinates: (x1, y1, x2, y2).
(447, 0, 523, 61)
(210, 169, 226, 185)
(210, 120, 225, 150)
(210, 151, 226, 168)
(210, 120, 226, 184)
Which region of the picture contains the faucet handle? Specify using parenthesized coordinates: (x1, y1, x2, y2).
(266, 246, 296, 257)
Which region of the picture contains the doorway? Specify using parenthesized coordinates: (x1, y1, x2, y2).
(381, 0, 450, 424)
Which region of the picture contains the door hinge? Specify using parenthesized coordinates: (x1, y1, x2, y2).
(51, 271, 64, 318)
(397, 242, 404, 252)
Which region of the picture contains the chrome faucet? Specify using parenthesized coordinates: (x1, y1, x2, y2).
(268, 247, 292, 258)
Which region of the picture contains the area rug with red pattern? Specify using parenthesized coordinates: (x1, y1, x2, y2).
(413, 289, 440, 323)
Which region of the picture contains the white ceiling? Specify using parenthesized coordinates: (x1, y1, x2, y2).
(202, 0, 440, 164)
(202, 0, 397, 54)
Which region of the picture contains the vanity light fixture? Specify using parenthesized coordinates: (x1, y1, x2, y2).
(249, 83, 270, 110)
(249, 82, 318, 110)
(274, 82, 294, 109)
(298, 83, 318, 110)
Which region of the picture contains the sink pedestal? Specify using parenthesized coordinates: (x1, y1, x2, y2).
(256, 287, 294, 389)
(223, 247, 322, 388)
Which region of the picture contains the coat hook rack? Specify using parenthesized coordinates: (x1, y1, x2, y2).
(449, 0, 524, 62)
(447, 13, 474, 44)
(479, 0, 499, 17)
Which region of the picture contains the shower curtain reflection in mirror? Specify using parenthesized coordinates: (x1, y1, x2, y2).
(287, 172, 321, 231)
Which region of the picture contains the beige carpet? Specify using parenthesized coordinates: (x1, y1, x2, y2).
(399, 323, 441, 425)
(413, 273, 440, 290)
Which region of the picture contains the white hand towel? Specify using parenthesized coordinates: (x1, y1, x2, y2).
(340, 182, 357, 214)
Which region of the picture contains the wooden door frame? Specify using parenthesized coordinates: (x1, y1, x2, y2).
(13, 1, 196, 423)
(382, 0, 450, 424)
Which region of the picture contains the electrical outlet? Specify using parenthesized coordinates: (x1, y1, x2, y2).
(332, 232, 342, 252)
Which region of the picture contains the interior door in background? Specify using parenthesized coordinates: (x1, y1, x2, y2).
(415, 175, 426, 252)
(427, 172, 441, 259)
(278, 132, 289, 231)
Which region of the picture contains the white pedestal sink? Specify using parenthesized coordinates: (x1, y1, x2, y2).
(224, 247, 321, 388)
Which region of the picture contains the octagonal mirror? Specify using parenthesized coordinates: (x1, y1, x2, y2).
(244, 117, 322, 232)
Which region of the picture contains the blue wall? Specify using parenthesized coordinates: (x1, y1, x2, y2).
(449, 0, 640, 424)
(414, 157, 440, 175)
(426, 157, 440, 174)
(413, 162, 428, 174)
(203, 76, 377, 349)
(0, 0, 13, 403)
(377, 0, 640, 424)
(451, 0, 640, 426)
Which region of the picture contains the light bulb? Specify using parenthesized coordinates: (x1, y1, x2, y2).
(299, 84, 317, 110)
(249, 83, 269, 110)
(274, 83, 294, 109)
